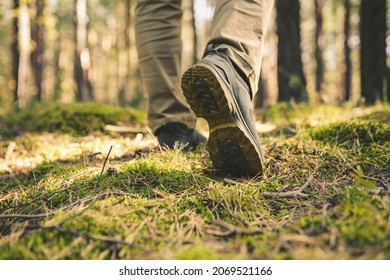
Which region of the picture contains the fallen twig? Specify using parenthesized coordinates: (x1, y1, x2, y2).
(223, 178, 259, 187)
(261, 175, 314, 199)
(0, 213, 52, 219)
(206, 220, 263, 237)
(223, 178, 241, 185)
(207, 198, 248, 226)
(95, 145, 113, 188)
(368, 188, 390, 196)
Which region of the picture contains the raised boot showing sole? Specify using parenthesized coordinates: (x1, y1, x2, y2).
(181, 52, 264, 176)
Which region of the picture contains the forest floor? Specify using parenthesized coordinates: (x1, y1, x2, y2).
(0, 102, 389, 259)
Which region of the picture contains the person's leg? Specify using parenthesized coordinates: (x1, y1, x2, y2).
(181, 0, 274, 175)
(135, 0, 196, 134)
(208, 0, 274, 97)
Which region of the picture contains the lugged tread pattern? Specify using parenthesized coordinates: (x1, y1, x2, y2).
(217, 138, 251, 175)
(193, 77, 219, 114)
(208, 127, 261, 176)
(182, 66, 231, 126)
(182, 65, 263, 176)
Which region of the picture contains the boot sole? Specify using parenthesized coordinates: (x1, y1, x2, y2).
(181, 64, 264, 176)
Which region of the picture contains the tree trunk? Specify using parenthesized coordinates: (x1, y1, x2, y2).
(191, 0, 198, 64)
(276, 0, 307, 102)
(388, 67, 390, 103)
(12, 2, 30, 109)
(314, 0, 325, 94)
(118, 0, 131, 106)
(343, 0, 352, 102)
(360, 0, 387, 104)
(255, 74, 271, 109)
(30, 0, 45, 102)
(11, 0, 20, 110)
(53, 0, 65, 101)
(74, 0, 93, 101)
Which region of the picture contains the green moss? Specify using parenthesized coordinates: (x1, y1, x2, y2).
(1, 104, 389, 260)
(33, 161, 83, 178)
(0, 162, 87, 214)
(119, 159, 212, 194)
(61, 213, 122, 236)
(358, 111, 390, 123)
(308, 111, 390, 177)
(265, 102, 297, 122)
(176, 245, 219, 260)
(299, 216, 331, 236)
(177, 197, 214, 222)
(335, 176, 390, 248)
(296, 172, 390, 254)
(0, 102, 145, 137)
(310, 111, 390, 146)
(264, 103, 355, 125)
(0, 228, 110, 259)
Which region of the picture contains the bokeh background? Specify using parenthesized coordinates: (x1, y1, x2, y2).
(0, 0, 388, 114)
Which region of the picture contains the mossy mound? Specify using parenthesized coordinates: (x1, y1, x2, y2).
(0, 102, 145, 137)
(309, 111, 390, 146)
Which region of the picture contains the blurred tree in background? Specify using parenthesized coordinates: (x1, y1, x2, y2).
(10, 0, 20, 110)
(73, 0, 93, 102)
(314, 0, 325, 95)
(0, 0, 388, 114)
(360, 0, 388, 104)
(276, 0, 307, 102)
(30, 0, 45, 102)
(343, 0, 352, 102)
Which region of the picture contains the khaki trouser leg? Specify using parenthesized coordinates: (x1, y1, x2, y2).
(135, 0, 196, 133)
(207, 0, 274, 97)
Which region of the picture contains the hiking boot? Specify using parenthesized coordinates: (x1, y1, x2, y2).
(156, 122, 206, 152)
(181, 51, 264, 175)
